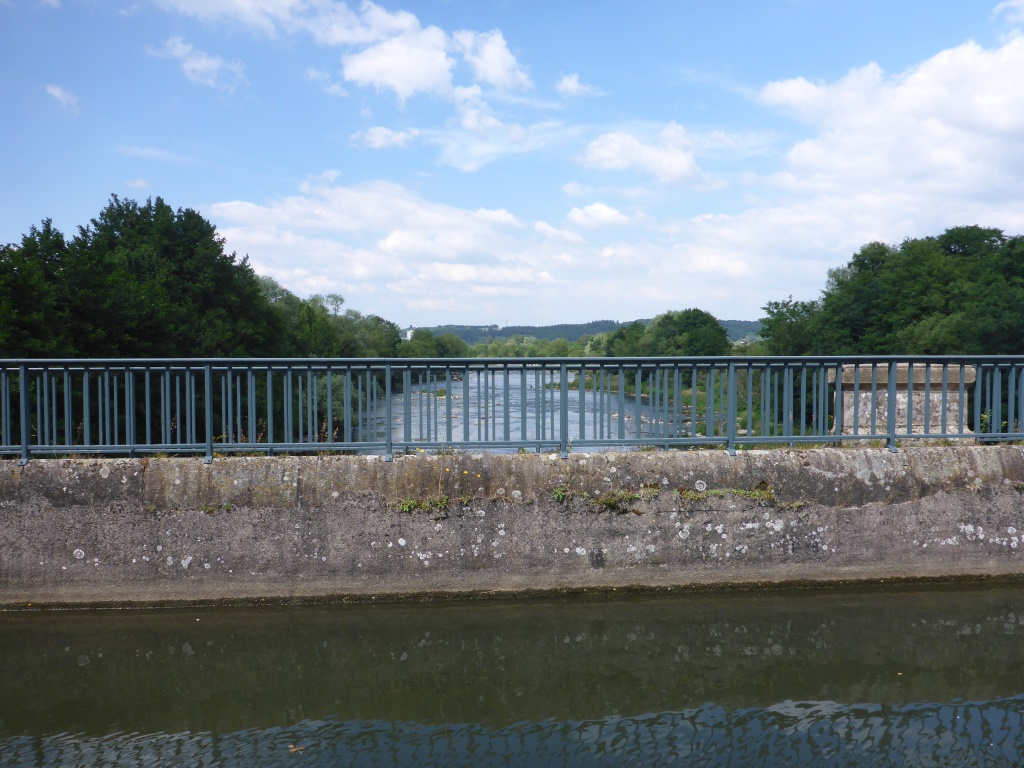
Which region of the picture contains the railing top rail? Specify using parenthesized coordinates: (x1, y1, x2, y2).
(4, 355, 1024, 367)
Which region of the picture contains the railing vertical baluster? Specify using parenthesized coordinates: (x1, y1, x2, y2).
(83, 369, 91, 448)
(127, 368, 136, 454)
(851, 364, 860, 436)
(249, 366, 257, 446)
(18, 365, 29, 464)
(308, 367, 316, 444)
(344, 367, 352, 445)
(325, 366, 333, 445)
(727, 361, 737, 455)
(297, 373, 304, 444)
(384, 363, 393, 461)
(403, 368, 412, 447)
(887, 360, 898, 452)
(267, 368, 275, 449)
(923, 364, 932, 436)
(870, 364, 878, 436)
(578, 364, 586, 443)
(105, 368, 113, 446)
(559, 362, 569, 457)
(204, 364, 214, 464)
(520, 366, 527, 445)
(634, 365, 642, 441)
(994, 364, 1003, 439)
(175, 372, 182, 445)
(446, 366, 453, 444)
(1, 369, 8, 449)
(504, 366, 511, 444)
(941, 364, 949, 437)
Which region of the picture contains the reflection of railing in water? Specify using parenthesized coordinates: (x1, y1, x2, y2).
(3, 356, 1023, 461)
(5, 697, 1024, 767)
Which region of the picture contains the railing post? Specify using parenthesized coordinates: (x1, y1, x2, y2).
(18, 365, 29, 465)
(385, 363, 393, 461)
(886, 360, 898, 452)
(727, 360, 737, 455)
(204, 364, 214, 464)
(559, 362, 569, 458)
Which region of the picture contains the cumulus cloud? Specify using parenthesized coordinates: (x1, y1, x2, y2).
(149, 36, 248, 92)
(555, 73, 602, 97)
(45, 84, 79, 114)
(535, 221, 583, 243)
(352, 126, 421, 148)
(758, 37, 1024, 200)
(342, 26, 453, 102)
(580, 123, 701, 183)
(452, 29, 531, 90)
(207, 177, 583, 317)
(567, 202, 630, 228)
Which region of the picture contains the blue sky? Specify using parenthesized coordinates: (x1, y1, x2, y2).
(4, 0, 1024, 328)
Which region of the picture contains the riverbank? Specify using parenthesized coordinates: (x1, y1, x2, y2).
(3, 445, 1024, 607)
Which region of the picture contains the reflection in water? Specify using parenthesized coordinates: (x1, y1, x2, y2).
(4, 700, 1024, 766)
(3, 586, 1024, 766)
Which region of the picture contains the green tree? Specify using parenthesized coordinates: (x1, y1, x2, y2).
(637, 309, 730, 357)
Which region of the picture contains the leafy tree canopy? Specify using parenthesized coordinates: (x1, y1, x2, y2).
(759, 226, 1024, 355)
(1, 196, 405, 359)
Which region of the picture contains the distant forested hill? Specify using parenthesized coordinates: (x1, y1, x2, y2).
(428, 318, 760, 345)
(720, 320, 763, 342)
(426, 320, 628, 345)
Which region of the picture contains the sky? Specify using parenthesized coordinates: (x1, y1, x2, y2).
(4, 1, 1024, 329)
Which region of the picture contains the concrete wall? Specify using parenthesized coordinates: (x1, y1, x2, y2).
(3, 445, 1024, 606)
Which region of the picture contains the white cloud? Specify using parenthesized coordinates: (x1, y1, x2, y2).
(580, 123, 701, 183)
(561, 181, 591, 197)
(424, 115, 569, 172)
(154, 0, 419, 42)
(45, 84, 78, 114)
(535, 221, 583, 243)
(758, 37, 1024, 199)
(453, 29, 531, 90)
(555, 73, 602, 97)
(994, 0, 1024, 26)
(342, 26, 453, 102)
(567, 202, 630, 228)
(125, 178, 150, 189)
(353, 126, 421, 148)
(208, 177, 580, 317)
(116, 144, 192, 163)
(149, 36, 248, 92)
(305, 67, 347, 97)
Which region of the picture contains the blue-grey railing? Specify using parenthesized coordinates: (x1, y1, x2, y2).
(1, 357, 1022, 462)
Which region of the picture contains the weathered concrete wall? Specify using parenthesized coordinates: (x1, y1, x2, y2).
(3, 446, 1024, 606)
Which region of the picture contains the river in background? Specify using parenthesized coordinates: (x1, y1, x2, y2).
(380, 369, 701, 449)
(4, 585, 1024, 766)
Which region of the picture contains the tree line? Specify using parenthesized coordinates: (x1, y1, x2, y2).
(757, 226, 1024, 356)
(0, 196, 739, 361)
(0, 196, 411, 359)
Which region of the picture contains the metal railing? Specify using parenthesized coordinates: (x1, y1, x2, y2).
(2, 356, 1023, 462)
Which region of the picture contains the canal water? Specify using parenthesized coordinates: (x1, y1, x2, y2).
(3, 585, 1024, 766)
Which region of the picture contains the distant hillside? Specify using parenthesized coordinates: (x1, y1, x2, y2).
(427, 318, 762, 345)
(721, 319, 763, 342)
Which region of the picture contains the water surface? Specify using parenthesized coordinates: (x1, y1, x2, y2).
(3, 586, 1024, 766)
